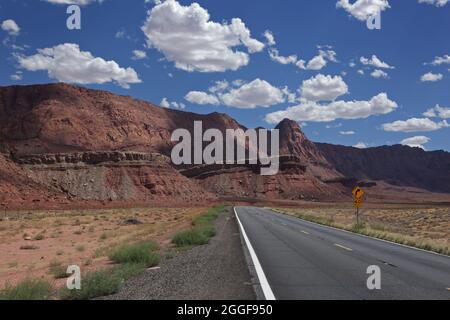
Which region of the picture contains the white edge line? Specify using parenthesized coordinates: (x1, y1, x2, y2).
(234, 207, 276, 300)
(271, 209, 450, 259)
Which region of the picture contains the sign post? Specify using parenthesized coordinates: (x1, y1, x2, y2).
(352, 187, 365, 224)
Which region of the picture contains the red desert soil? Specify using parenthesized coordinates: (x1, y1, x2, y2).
(0, 207, 207, 288)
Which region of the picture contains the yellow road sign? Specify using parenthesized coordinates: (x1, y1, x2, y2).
(353, 187, 365, 209)
(352, 187, 365, 199)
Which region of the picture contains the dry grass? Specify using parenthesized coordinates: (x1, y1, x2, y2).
(274, 203, 450, 255)
(0, 206, 207, 288)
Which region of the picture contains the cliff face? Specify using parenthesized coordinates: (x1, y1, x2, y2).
(276, 119, 328, 164)
(0, 153, 70, 209)
(317, 143, 450, 193)
(0, 83, 449, 209)
(0, 83, 243, 156)
(18, 152, 210, 203)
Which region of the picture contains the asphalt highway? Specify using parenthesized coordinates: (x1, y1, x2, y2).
(235, 206, 450, 300)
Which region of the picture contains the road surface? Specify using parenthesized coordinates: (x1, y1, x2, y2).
(235, 206, 450, 300)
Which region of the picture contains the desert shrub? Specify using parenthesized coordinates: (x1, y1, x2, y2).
(192, 205, 224, 226)
(60, 268, 119, 300)
(172, 229, 210, 246)
(351, 223, 366, 233)
(172, 206, 225, 247)
(0, 279, 52, 300)
(60, 263, 146, 300)
(49, 261, 68, 279)
(108, 241, 159, 267)
(33, 234, 45, 241)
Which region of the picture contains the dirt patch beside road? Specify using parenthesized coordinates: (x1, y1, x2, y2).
(0, 207, 205, 288)
(103, 208, 256, 300)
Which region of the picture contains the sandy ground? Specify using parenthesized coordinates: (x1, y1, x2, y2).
(275, 202, 450, 250)
(0, 207, 206, 288)
(103, 208, 255, 300)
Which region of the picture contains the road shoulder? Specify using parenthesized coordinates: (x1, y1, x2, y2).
(102, 208, 256, 300)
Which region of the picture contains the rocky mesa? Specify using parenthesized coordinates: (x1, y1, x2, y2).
(0, 83, 449, 209)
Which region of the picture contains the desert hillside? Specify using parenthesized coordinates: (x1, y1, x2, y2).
(1, 83, 449, 209)
(317, 143, 450, 194)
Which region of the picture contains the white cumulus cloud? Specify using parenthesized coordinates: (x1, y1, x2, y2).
(269, 47, 337, 71)
(263, 30, 276, 46)
(160, 97, 185, 109)
(353, 142, 368, 149)
(382, 118, 449, 132)
(423, 104, 450, 118)
(420, 72, 443, 82)
(400, 136, 431, 149)
(185, 91, 220, 105)
(132, 50, 147, 60)
(16, 43, 141, 88)
(220, 79, 285, 109)
(305, 54, 327, 71)
(268, 48, 298, 65)
(10, 71, 23, 81)
(141, 0, 264, 73)
(336, 0, 390, 21)
(208, 80, 230, 93)
(1, 19, 20, 36)
(265, 93, 397, 123)
(360, 55, 394, 69)
(429, 54, 450, 66)
(371, 69, 389, 79)
(419, 0, 449, 7)
(185, 79, 287, 109)
(300, 74, 349, 102)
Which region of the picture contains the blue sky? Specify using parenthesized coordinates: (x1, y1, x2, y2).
(1, 0, 450, 151)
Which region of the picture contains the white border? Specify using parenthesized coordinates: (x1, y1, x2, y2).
(234, 207, 276, 300)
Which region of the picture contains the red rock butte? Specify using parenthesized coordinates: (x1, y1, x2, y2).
(1, 83, 449, 210)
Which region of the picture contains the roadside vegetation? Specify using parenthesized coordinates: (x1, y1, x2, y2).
(171, 205, 225, 247)
(60, 263, 146, 300)
(109, 241, 160, 267)
(62, 205, 226, 299)
(61, 240, 160, 300)
(0, 279, 52, 300)
(0, 205, 227, 300)
(273, 208, 449, 256)
(49, 260, 69, 279)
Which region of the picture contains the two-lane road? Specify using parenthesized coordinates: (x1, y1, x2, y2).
(235, 206, 450, 300)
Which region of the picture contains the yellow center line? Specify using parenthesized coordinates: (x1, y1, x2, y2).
(334, 243, 353, 251)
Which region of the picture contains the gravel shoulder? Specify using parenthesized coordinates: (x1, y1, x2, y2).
(102, 208, 256, 300)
